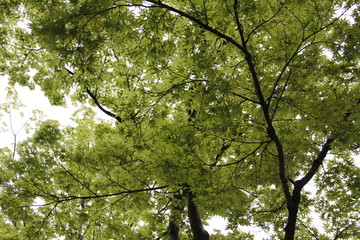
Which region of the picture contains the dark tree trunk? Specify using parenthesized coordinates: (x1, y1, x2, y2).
(284, 184, 302, 240)
(187, 189, 209, 240)
(284, 204, 299, 240)
(168, 193, 185, 240)
(283, 139, 333, 239)
(168, 221, 180, 240)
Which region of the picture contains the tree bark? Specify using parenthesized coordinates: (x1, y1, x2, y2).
(168, 193, 185, 240)
(187, 189, 209, 240)
(284, 185, 302, 240)
(168, 220, 180, 240)
(284, 139, 333, 239)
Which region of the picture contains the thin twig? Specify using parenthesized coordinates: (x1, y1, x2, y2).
(56, 159, 99, 196)
(298, 218, 320, 240)
(252, 201, 286, 213)
(31, 202, 60, 240)
(210, 142, 266, 167)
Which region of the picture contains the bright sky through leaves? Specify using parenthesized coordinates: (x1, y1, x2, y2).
(0, 1, 359, 239)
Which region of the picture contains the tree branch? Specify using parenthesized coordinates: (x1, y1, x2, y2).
(31, 202, 60, 240)
(252, 201, 286, 213)
(235, 16, 293, 205)
(144, 0, 245, 52)
(298, 218, 320, 240)
(209, 142, 266, 167)
(56, 159, 99, 196)
(86, 88, 124, 123)
(333, 217, 360, 240)
(245, 4, 285, 43)
(71, 185, 166, 200)
(35, 185, 168, 206)
(267, 5, 355, 107)
(232, 91, 259, 104)
(63, 66, 124, 123)
(168, 192, 186, 240)
(296, 138, 334, 189)
(233, 0, 246, 44)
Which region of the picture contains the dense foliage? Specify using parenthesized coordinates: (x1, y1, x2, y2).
(0, 0, 359, 239)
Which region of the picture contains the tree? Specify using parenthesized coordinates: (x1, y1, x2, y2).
(1, 0, 359, 239)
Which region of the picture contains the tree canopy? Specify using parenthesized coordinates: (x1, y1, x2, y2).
(0, 0, 359, 239)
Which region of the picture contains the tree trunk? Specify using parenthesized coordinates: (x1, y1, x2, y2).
(168, 193, 185, 240)
(187, 189, 209, 240)
(284, 204, 299, 240)
(168, 220, 180, 240)
(284, 184, 302, 240)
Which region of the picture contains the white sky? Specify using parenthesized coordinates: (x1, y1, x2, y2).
(0, 76, 75, 148)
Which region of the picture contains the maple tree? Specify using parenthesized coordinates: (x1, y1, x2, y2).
(0, 0, 359, 239)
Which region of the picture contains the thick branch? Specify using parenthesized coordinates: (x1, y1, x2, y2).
(230, 4, 295, 205)
(212, 142, 231, 165)
(296, 138, 334, 188)
(63, 67, 124, 123)
(238, 30, 292, 205)
(239, 10, 352, 208)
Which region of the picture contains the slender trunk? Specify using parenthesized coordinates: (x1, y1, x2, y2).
(168, 220, 180, 240)
(187, 189, 209, 240)
(168, 193, 185, 240)
(284, 204, 299, 240)
(284, 184, 302, 240)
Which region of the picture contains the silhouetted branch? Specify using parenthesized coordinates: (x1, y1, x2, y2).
(145, 0, 245, 52)
(333, 217, 360, 240)
(86, 88, 124, 123)
(31, 202, 60, 240)
(252, 201, 286, 213)
(296, 138, 334, 188)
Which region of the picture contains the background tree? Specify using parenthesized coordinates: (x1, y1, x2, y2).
(1, 0, 359, 239)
